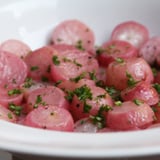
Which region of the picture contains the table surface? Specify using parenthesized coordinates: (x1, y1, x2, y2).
(1, 150, 160, 160)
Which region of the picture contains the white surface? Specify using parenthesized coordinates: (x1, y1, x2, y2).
(0, 0, 160, 159)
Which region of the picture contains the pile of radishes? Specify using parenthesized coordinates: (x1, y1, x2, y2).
(0, 19, 160, 133)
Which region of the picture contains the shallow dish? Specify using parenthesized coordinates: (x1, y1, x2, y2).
(0, 0, 160, 159)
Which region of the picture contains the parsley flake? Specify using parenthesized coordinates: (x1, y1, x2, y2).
(52, 55, 60, 65)
(95, 47, 105, 55)
(30, 66, 39, 71)
(41, 76, 49, 82)
(23, 78, 34, 88)
(7, 113, 13, 119)
(54, 80, 62, 86)
(8, 89, 21, 96)
(133, 99, 143, 106)
(73, 59, 82, 67)
(105, 86, 121, 100)
(75, 40, 85, 51)
(153, 83, 160, 94)
(89, 71, 97, 81)
(115, 58, 124, 63)
(90, 104, 112, 129)
(126, 72, 138, 87)
(74, 85, 92, 101)
(83, 102, 92, 113)
(114, 101, 122, 106)
(33, 95, 46, 108)
(9, 103, 22, 116)
(70, 73, 86, 83)
(65, 90, 75, 103)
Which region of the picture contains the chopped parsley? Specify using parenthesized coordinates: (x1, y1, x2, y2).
(35, 95, 42, 104)
(96, 80, 105, 88)
(97, 94, 106, 99)
(9, 103, 22, 116)
(73, 59, 82, 67)
(83, 101, 92, 113)
(33, 95, 46, 108)
(126, 72, 138, 87)
(30, 66, 39, 71)
(70, 73, 86, 83)
(52, 55, 60, 65)
(105, 44, 120, 54)
(153, 83, 160, 93)
(65, 85, 93, 113)
(8, 89, 22, 96)
(75, 40, 85, 51)
(7, 113, 13, 119)
(23, 77, 34, 88)
(90, 104, 112, 129)
(105, 86, 121, 101)
(89, 71, 97, 81)
(90, 115, 103, 129)
(152, 67, 158, 77)
(133, 99, 143, 106)
(95, 47, 105, 55)
(114, 101, 122, 106)
(41, 76, 49, 82)
(65, 90, 75, 102)
(115, 58, 124, 63)
(74, 85, 92, 101)
(62, 57, 72, 63)
(54, 80, 62, 87)
(152, 107, 157, 112)
(99, 104, 113, 112)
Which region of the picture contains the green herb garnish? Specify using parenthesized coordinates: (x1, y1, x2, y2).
(75, 40, 85, 51)
(83, 101, 92, 113)
(73, 59, 82, 67)
(96, 47, 105, 55)
(33, 95, 46, 108)
(70, 73, 86, 83)
(7, 113, 13, 119)
(74, 85, 92, 101)
(152, 67, 158, 77)
(153, 83, 160, 93)
(133, 99, 143, 106)
(41, 76, 49, 82)
(8, 89, 21, 96)
(96, 80, 105, 88)
(62, 57, 72, 63)
(52, 55, 60, 65)
(90, 104, 112, 129)
(105, 86, 121, 100)
(30, 66, 39, 71)
(115, 58, 124, 63)
(54, 80, 62, 87)
(89, 71, 97, 81)
(126, 72, 138, 87)
(114, 101, 122, 106)
(23, 77, 34, 88)
(65, 90, 75, 103)
(9, 103, 22, 116)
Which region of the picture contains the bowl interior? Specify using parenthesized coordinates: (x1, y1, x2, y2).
(0, 0, 160, 49)
(0, 0, 160, 158)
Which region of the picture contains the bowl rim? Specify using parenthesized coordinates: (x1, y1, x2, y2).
(0, 120, 160, 158)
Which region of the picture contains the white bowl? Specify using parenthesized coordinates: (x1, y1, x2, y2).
(0, 0, 160, 159)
